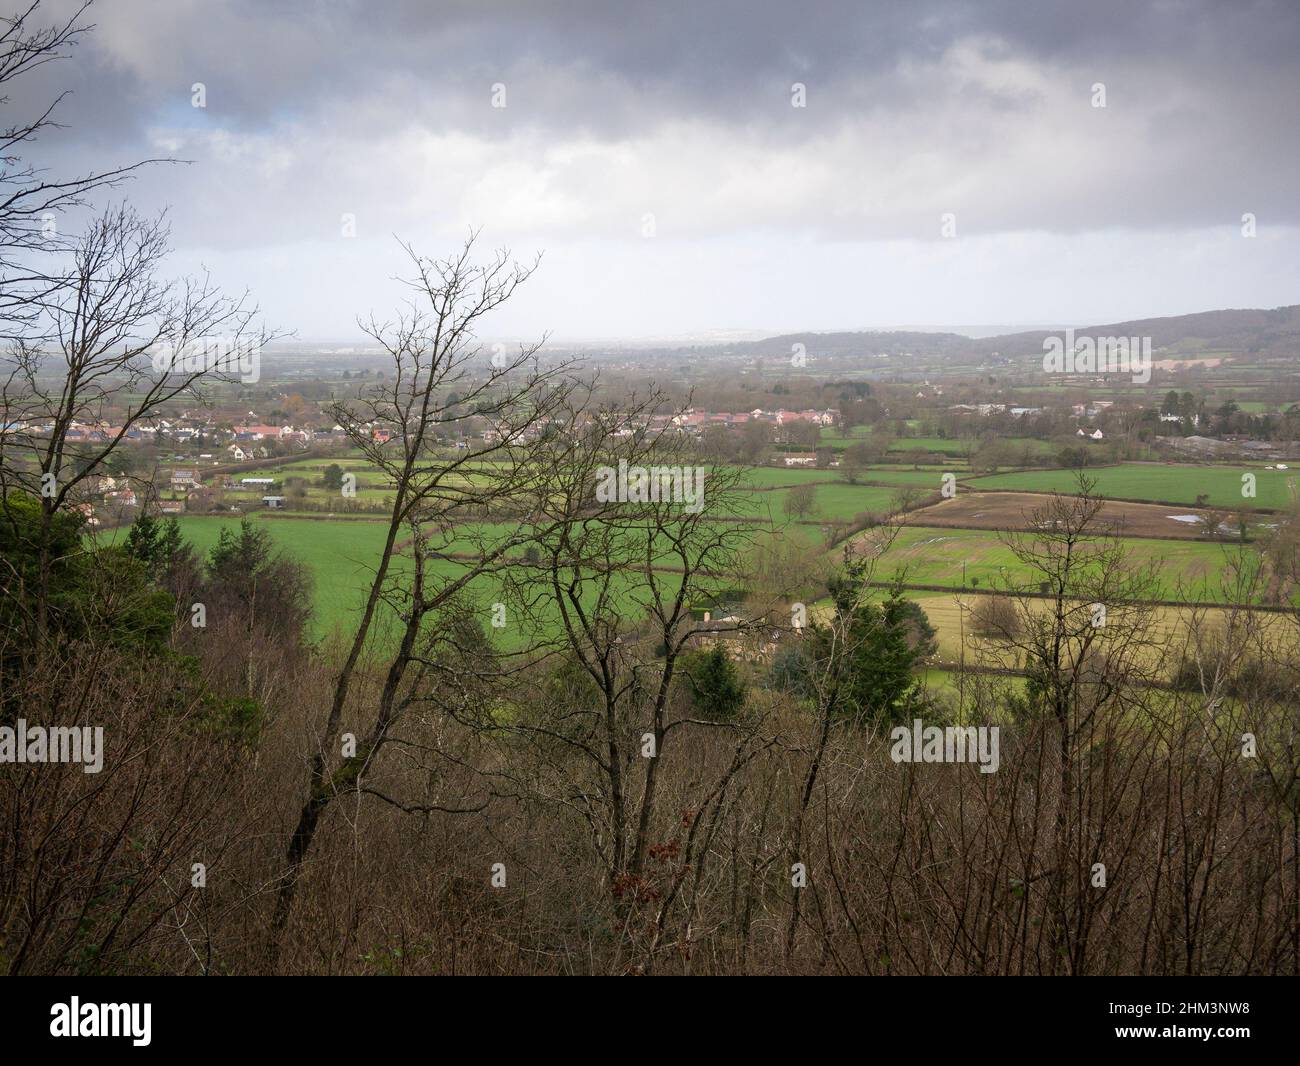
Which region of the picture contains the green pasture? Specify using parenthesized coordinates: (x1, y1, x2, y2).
(964, 463, 1298, 511)
(864, 525, 1255, 602)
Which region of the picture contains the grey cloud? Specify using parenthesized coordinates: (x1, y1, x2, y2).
(7, 0, 1297, 338)
(33, 0, 1299, 136)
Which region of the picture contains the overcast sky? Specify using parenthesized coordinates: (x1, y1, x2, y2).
(18, 0, 1300, 342)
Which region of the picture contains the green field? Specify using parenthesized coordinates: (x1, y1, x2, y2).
(738, 466, 841, 488)
(201, 455, 514, 512)
(887, 437, 970, 455)
(965, 463, 1299, 511)
(170, 515, 409, 638)
(129, 451, 1288, 652)
(163, 514, 723, 647)
(865, 525, 1251, 602)
(734, 483, 902, 523)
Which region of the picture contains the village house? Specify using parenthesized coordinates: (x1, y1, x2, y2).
(774, 409, 837, 427)
(670, 408, 839, 435)
(233, 423, 292, 441)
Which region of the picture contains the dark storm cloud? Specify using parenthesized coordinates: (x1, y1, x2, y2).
(31, 0, 1300, 139)
(15, 0, 1291, 236)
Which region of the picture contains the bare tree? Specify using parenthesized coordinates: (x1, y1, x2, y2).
(981, 476, 1163, 970)
(1, 1, 166, 337)
(778, 526, 905, 963)
(783, 482, 817, 519)
(486, 390, 776, 971)
(1197, 506, 1229, 540)
(0, 205, 266, 655)
(268, 233, 577, 956)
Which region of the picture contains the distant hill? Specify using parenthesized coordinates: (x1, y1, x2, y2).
(727, 329, 970, 359)
(725, 305, 1300, 367)
(981, 305, 1300, 358)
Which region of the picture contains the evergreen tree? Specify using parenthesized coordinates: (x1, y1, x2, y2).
(682, 643, 747, 719)
(812, 565, 937, 725)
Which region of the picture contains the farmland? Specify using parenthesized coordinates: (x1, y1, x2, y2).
(906, 491, 1258, 539)
(965, 462, 1299, 510)
(859, 524, 1250, 602)
(904, 591, 1296, 683)
(141, 445, 1296, 640)
(732, 482, 900, 522)
(154, 513, 713, 646)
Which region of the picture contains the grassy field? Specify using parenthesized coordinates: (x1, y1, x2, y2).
(138, 449, 1286, 656)
(198, 457, 960, 514)
(965, 463, 1299, 510)
(888, 437, 970, 455)
(734, 483, 902, 523)
(864, 525, 1252, 601)
(906, 591, 1295, 682)
(170, 515, 408, 639)
(163, 514, 716, 647)
(738, 466, 842, 488)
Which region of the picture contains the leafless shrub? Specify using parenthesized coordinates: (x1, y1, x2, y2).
(970, 595, 1020, 640)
